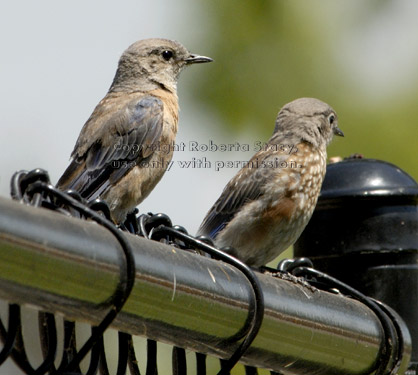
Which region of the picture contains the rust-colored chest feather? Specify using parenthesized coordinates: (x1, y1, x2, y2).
(262, 142, 327, 225)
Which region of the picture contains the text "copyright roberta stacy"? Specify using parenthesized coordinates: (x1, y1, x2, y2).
(113, 140, 299, 155)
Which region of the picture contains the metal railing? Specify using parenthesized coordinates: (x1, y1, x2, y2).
(0, 196, 412, 374)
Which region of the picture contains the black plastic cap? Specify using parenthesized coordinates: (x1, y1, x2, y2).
(294, 158, 418, 256)
(319, 158, 418, 203)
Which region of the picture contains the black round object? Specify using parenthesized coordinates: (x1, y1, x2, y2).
(319, 158, 418, 201)
(295, 158, 418, 257)
(294, 157, 418, 365)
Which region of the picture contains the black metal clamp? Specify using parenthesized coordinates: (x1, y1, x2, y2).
(4, 168, 265, 375)
(7, 169, 136, 374)
(277, 257, 407, 375)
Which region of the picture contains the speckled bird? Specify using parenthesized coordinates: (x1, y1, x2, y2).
(197, 98, 344, 267)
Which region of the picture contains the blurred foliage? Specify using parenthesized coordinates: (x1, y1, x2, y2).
(191, 0, 418, 180)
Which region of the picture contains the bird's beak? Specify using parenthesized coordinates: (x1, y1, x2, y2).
(185, 54, 213, 64)
(333, 126, 344, 137)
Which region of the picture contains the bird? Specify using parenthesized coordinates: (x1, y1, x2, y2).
(56, 38, 212, 223)
(197, 98, 344, 267)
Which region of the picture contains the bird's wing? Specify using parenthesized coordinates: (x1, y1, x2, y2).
(197, 149, 292, 239)
(57, 96, 164, 200)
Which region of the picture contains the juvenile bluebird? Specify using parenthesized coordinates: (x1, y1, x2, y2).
(57, 38, 212, 223)
(197, 98, 344, 267)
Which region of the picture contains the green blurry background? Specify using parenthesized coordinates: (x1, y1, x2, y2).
(191, 1, 418, 178)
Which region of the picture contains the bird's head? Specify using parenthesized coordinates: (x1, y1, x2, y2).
(274, 97, 344, 149)
(110, 38, 212, 93)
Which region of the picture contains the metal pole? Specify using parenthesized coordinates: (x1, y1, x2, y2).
(0, 197, 412, 374)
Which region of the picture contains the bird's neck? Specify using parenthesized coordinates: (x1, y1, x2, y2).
(108, 64, 177, 95)
(109, 78, 176, 95)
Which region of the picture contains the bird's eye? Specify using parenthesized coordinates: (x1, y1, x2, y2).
(328, 114, 335, 125)
(162, 50, 174, 61)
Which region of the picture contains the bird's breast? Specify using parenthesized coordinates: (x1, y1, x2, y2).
(264, 143, 327, 223)
(149, 88, 179, 134)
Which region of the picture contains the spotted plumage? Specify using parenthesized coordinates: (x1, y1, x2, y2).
(197, 98, 344, 267)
